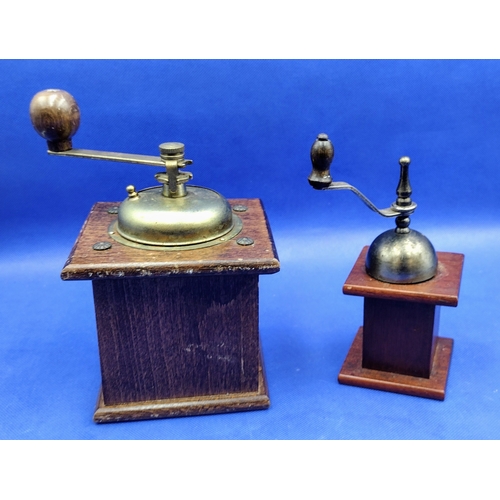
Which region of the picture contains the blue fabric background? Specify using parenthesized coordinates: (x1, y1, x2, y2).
(1, 59, 499, 439)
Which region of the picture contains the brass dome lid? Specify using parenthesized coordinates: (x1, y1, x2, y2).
(365, 228, 438, 284)
(109, 185, 242, 250)
(104, 141, 243, 251)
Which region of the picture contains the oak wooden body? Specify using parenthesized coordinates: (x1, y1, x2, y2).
(62, 199, 279, 423)
(339, 246, 464, 400)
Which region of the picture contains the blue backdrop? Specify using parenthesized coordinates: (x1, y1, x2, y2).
(1, 59, 499, 439)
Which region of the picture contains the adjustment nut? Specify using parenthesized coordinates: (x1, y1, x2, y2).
(159, 142, 185, 159)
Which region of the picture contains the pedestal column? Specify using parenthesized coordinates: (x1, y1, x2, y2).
(339, 246, 464, 400)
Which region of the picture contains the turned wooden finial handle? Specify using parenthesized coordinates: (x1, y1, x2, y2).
(29, 89, 80, 152)
(308, 133, 334, 189)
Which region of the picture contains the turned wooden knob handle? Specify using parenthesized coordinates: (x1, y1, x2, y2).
(308, 133, 334, 189)
(29, 89, 80, 152)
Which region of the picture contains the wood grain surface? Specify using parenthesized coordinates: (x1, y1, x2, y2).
(93, 274, 261, 405)
(61, 198, 280, 280)
(338, 327, 453, 400)
(362, 298, 440, 377)
(338, 247, 463, 399)
(61, 198, 280, 420)
(343, 246, 464, 306)
(93, 351, 270, 423)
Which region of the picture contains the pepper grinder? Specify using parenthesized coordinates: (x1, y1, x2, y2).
(309, 133, 464, 400)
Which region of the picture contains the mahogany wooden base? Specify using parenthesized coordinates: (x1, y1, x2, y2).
(94, 350, 270, 423)
(340, 247, 463, 400)
(338, 327, 453, 400)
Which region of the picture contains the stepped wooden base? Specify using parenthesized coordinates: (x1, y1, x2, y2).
(338, 327, 453, 400)
(340, 247, 463, 401)
(94, 350, 270, 423)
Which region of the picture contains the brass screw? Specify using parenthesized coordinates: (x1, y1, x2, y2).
(93, 242, 112, 251)
(237, 237, 254, 246)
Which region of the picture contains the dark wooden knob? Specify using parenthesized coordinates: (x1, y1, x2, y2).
(308, 133, 334, 189)
(29, 89, 80, 152)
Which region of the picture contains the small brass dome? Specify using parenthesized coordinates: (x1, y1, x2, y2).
(365, 228, 438, 284)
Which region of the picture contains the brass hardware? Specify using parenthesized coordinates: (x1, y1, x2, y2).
(232, 204, 248, 213)
(237, 237, 254, 246)
(308, 133, 437, 284)
(111, 186, 241, 248)
(30, 89, 242, 250)
(93, 242, 112, 251)
(126, 185, 138, 199)
(108, 212, 244, 251)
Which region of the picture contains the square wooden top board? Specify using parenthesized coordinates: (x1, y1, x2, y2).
(342, 246, 464, 307)
(61, 198, 280, 281)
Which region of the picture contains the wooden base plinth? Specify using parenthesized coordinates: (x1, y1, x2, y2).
(94, 350, 270, 423)
(338, 327, 453, 400)
(340, 247, 463, 400)
(62, 199, 280, 423)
